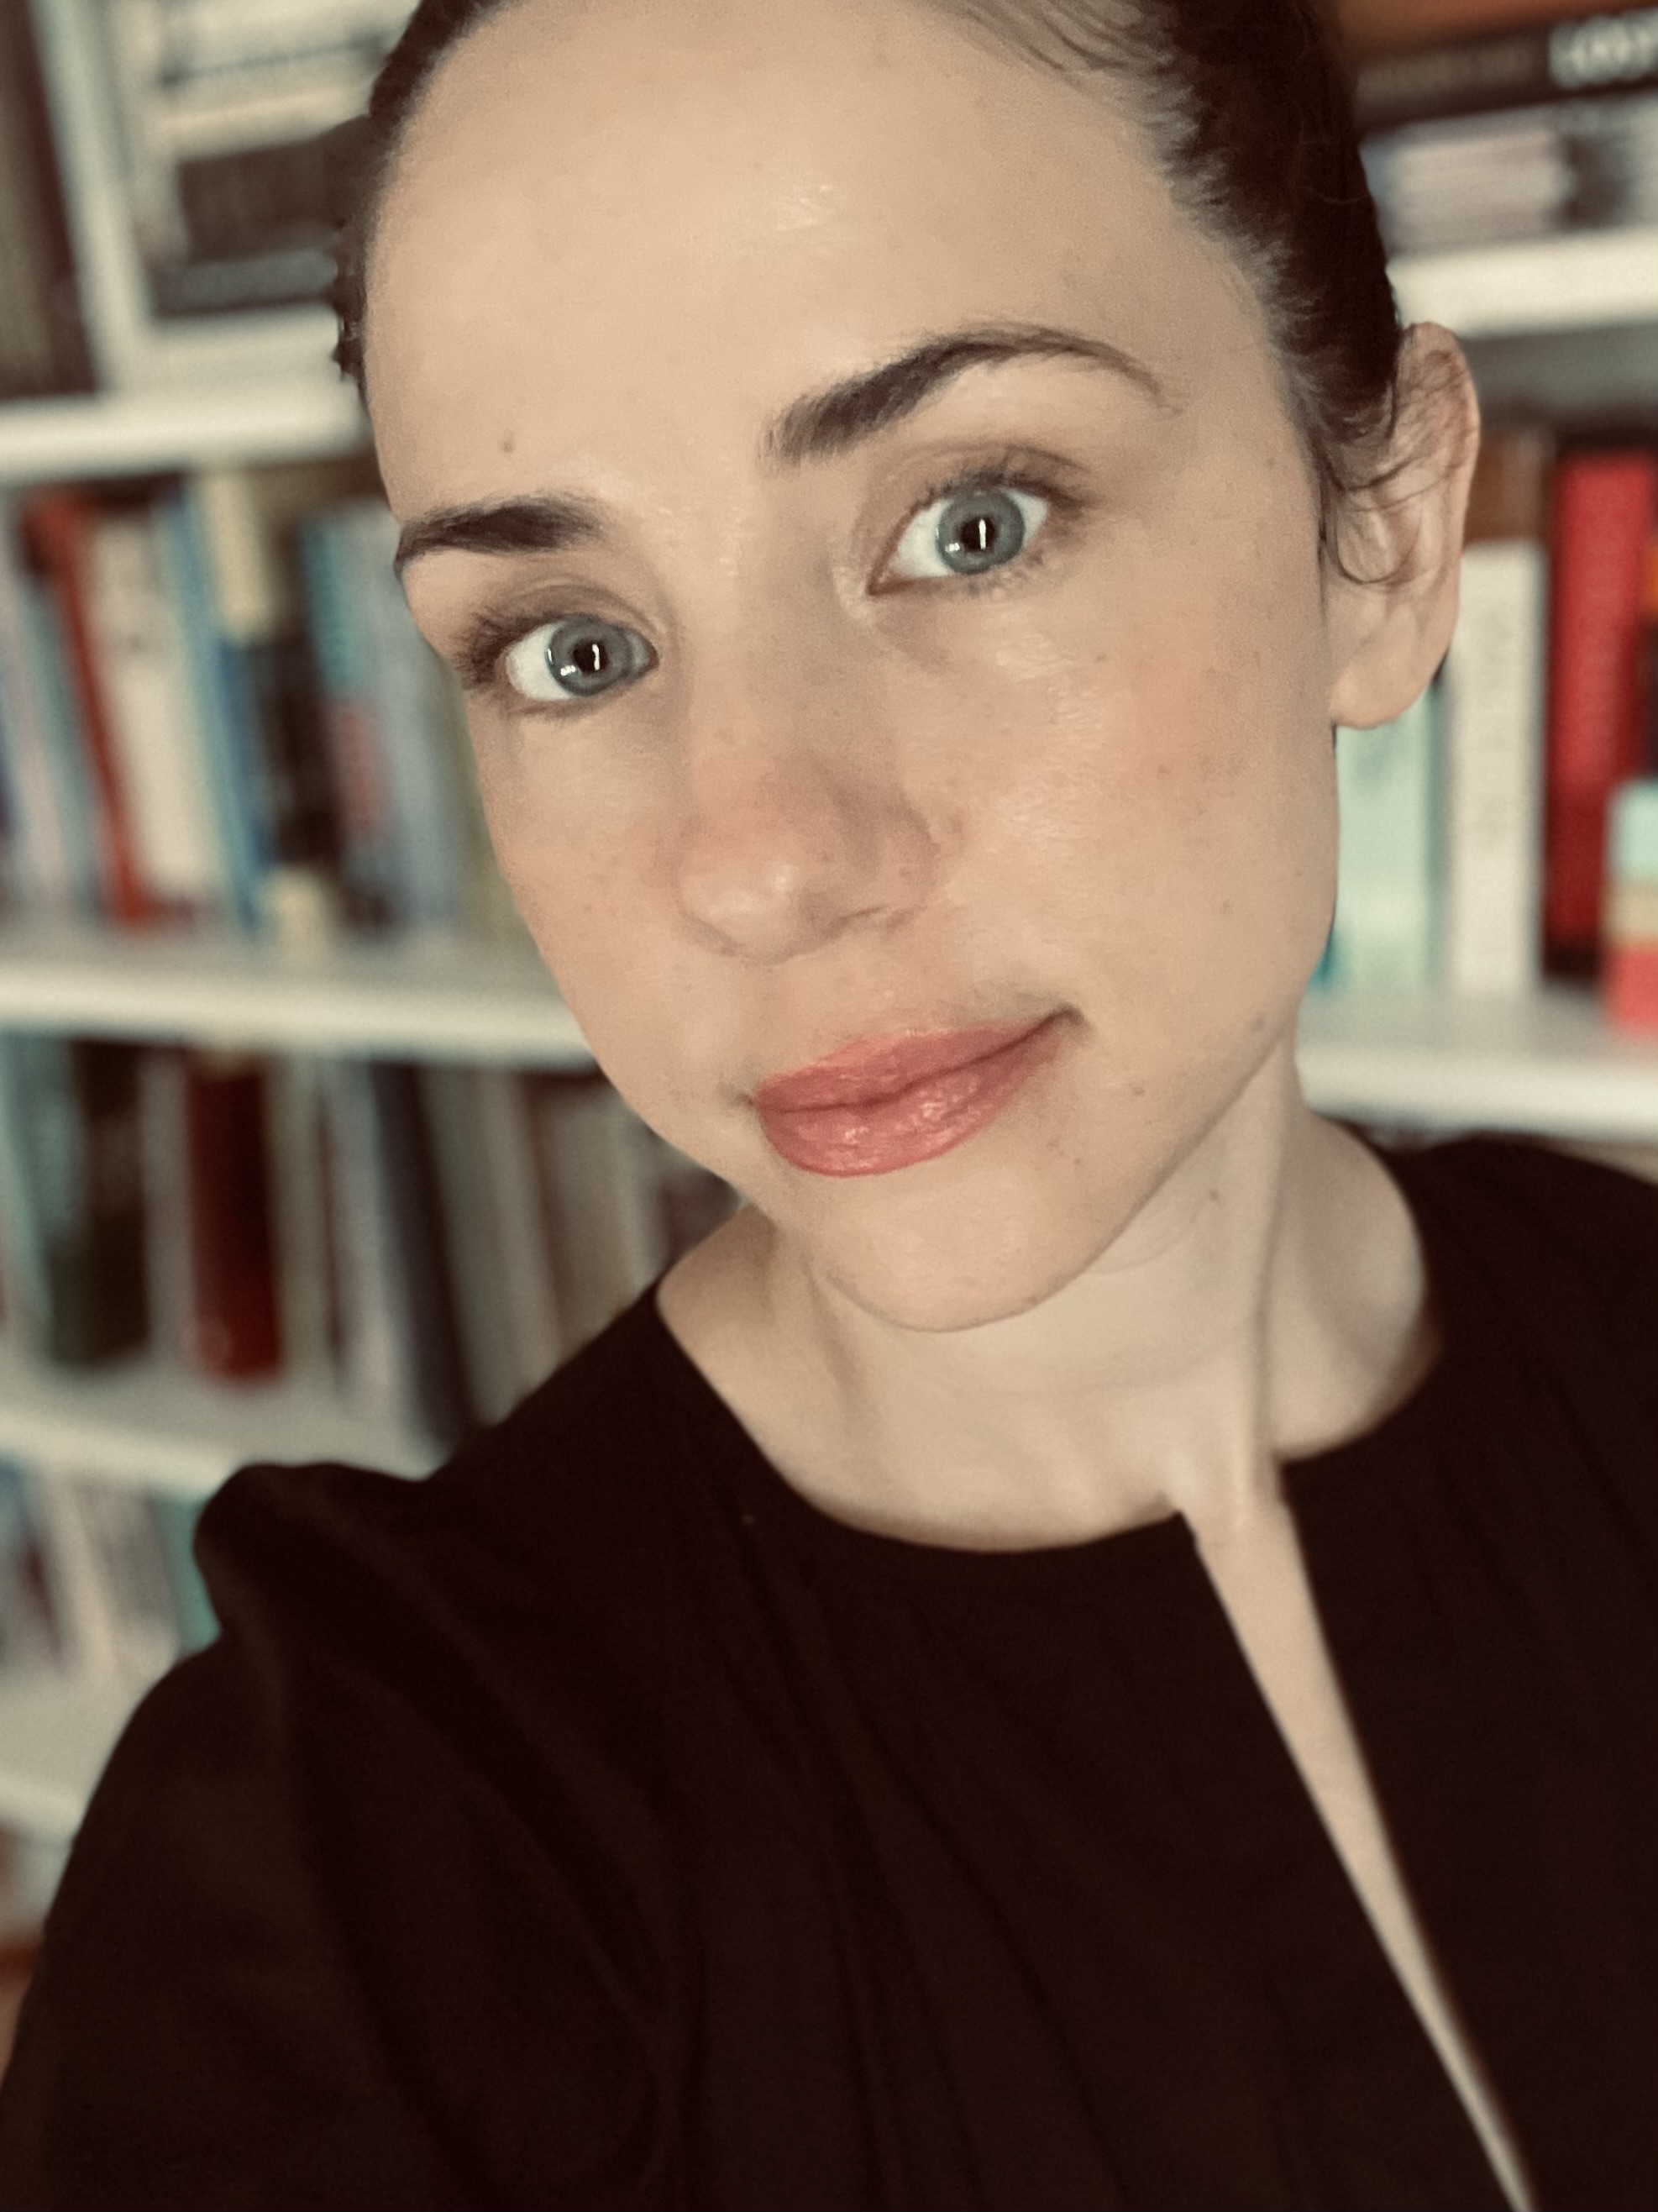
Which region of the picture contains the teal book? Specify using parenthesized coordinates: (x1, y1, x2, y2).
(1325, 685, 1440, 993)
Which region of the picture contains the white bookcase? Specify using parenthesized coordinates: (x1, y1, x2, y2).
(0, 230, 1654, 1843)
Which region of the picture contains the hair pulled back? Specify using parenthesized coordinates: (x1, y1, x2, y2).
(331, 0, 1404, 561)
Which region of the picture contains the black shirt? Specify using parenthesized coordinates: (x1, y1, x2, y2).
(0, 1129, 1652, 2211)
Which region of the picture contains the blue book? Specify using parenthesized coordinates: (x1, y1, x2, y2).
(1325, 686, 1440, 993)
(150, 1493, 218, 1656)
(298, 514, 402, 928)
(155, 488, 269, 933)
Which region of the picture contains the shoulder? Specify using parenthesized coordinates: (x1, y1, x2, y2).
(1380, 1129, 1658, 1511)
(1388, 1130, 1658, 1327)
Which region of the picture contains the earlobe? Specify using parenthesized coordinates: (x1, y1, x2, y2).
(1325, 323, 1481, 732)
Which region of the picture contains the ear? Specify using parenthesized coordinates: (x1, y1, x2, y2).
(1324, 323, 1481, 731)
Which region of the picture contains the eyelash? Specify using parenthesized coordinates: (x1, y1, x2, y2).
(456, 449, 1085, 701)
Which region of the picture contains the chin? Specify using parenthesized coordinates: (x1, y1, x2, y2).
(792, 1153, 1129, 1337)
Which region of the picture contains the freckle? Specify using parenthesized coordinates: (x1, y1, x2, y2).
(501, 430, 517, 454)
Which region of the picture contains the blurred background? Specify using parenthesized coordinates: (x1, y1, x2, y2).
(0, 0, 1653, 2068)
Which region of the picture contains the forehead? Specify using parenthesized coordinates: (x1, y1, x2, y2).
(365, 0, 1267, 522)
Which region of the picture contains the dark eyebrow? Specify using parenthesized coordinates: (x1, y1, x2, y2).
(394, 320, 1168, 575)
(758, 320, 1170, 469)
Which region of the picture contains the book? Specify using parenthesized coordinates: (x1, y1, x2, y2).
(0, 1462, 62, 1674)
(365, 1062, 475, 1446)
(0, 504, 81, 920)
(150, 1493, 218, 1657)
(317, 1057, 411, 1427)
(264, 1053, 338, 1386)
(0, 1036, 148, 1367)
(182, 1051, 284, 1381)
(1440, 427, 1554, 997)
(532, 1076, 671, 1358)
(1329, 685, 1442, 990)
(1602, 775, 1658, 1027)
(79, 500, 233, 918)
(470, 1066, 566, 1395)
(29, 1469, 181, 1689)
(1544, 444, 1658, 972)
(26, 0, 404, 387)
(23, 491, 151, 925)
(0, 0, 92, 397)
(187, 467, 347, 935)
(1351, 6, 1658, 132)
(417, 1064, 527, 1427)
(136, 1044, 192, 1369)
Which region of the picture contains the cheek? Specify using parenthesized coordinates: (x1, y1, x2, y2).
(1000, 532, 1337, 989)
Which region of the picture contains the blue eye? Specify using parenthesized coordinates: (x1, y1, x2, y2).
(889, 484, 1050, 584)
(501, 615, 652, 704)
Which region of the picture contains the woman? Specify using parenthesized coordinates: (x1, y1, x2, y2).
(0, 0, 1652, 2204)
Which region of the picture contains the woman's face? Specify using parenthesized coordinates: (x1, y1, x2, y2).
(370, 0, 1411, 1330)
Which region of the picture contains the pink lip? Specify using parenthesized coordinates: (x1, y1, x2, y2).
(753, 1013, 1068, 1178)
(753, 1017, 1055, 1112)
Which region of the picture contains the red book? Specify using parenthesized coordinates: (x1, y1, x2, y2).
(22, 491, 151, 927)
(184, 1053, 283, 1380)
(1544, 448, 1658, 973)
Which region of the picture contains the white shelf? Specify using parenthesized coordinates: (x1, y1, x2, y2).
(1297, 980, 1658, 1142)
(0, 925, 596, 1066)
(0, 1671, 141, 1838)
(0, 1343, 441, 1497)
(1390, 226, 1658, 337)
(0, 372, 369, 485)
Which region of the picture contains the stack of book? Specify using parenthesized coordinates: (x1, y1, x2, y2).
(4, 0, 413, 395)
(0, 470, 522, 942)
(1316, 428, 1658, 1005)
(0, 1040, 738, 1443)
(1356, 7, 1658, 255)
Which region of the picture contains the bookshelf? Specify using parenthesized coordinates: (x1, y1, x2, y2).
(0, 370, 367, 486)
(0, 924, 590, 1065)
(0, 1340, 438, 1498)
(0, 137, 1655, 1852)
(1390, 225, 1658, 338)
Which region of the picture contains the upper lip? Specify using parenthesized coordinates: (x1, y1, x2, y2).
(752, 1015, 1056, 1112)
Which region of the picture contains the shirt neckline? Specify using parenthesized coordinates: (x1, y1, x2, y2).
(638, 1125, 1468, 1596)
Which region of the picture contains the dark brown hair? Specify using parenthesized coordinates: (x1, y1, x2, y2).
(330, 0, 1404, 562)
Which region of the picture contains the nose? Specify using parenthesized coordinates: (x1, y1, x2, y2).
(667, 670, 944, 966)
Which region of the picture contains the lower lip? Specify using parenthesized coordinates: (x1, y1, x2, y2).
(756, 1016, 1068, 1178)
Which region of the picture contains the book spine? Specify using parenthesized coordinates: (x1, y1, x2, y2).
(157, 486, 270, 933)
(182, 1051, 284, 1381)
(149, 1493, 218, 1657)
(470, 1067, 565, 1391)
(1353, 8, 1658, 131)
(317, 1058, 413, 1426)
(417, 1064, 525, 1427)
(34, 1473, 181, 1689)
(264, 1053, 336, 1385)
(22, 492, 150, 925)
(1545, 446, 1658, 969)
(0, 1035, 148, 1368)
(80, 503, 231, 917)
(0, 502, 77, 916)
(136, 1045, 192, 1369)
(12, 563, 104, 918)
(1441, 539, 1550, 996)
(344, 503, 467, 932)
(0, 0, 92, 397)
(1330, 686, 1441, 991)
(365, 1061, 475, 1446)
(297, 516, 400, 928)
(0, 1460, 63, 1673)
(533, 1078, 667, 1357)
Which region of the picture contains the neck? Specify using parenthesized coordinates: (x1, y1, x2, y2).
(679, 1045, 1438, 1553)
